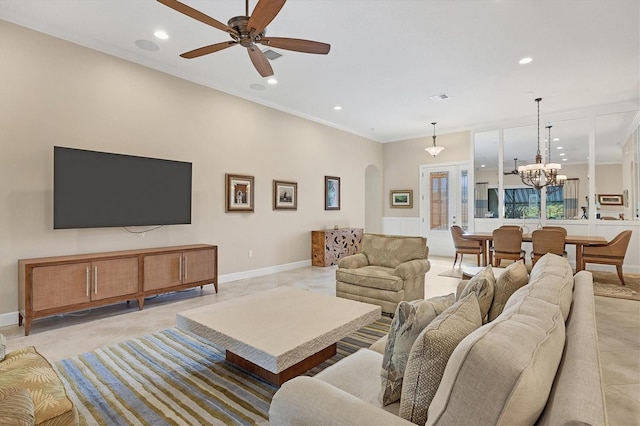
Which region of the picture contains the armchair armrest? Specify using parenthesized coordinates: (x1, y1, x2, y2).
(393, 259, 430, 280)
(337, 253, 369, 269)
(269, 376, 412, 426)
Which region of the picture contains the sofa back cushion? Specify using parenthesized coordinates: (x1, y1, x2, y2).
(459, 265, 495, 322)
(363, 234, 428, 269)
(426, 295, 565, 425)
(504, 253, 573, 321)
(488, 260, 529, 322)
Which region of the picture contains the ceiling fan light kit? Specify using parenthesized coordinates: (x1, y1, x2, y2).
(517, 98, 563, 191)
(158, 0, 330, 77)
(425, 122, 445, 157)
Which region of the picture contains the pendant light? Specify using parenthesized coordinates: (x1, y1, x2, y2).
(424, 122, 444, 157)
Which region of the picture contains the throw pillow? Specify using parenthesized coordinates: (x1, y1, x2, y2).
(459, 265, 495, 322)
(488, 260, 529, 321)
(0, 334, 6, 361)
(398, 293, 482, 425)
(381, 294, 455, 405)
(0, 388, 36, 426)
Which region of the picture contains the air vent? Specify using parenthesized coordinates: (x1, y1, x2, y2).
(263, 49, 283, 61)
(430, 94, 449, 102)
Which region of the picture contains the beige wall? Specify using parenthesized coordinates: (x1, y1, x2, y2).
(0, 21, 383, 317)
(382, 131, 471, 217)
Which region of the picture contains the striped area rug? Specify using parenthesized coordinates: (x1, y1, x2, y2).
(54, 317, 391, 426)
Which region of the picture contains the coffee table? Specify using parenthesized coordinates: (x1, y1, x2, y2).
(176, 287, 381, 386)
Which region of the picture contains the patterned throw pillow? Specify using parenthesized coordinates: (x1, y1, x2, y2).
(460, 265, 495, 322)
(0, 388, 36, 426)
(399, 293, 482, 425)
(488, 260, 529, 321)
(381, 294, 455, 405)
(0, 334, 6, 362)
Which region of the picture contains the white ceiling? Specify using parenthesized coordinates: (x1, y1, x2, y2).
(1, 0, 638, 144)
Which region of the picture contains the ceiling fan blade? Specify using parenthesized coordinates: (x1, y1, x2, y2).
(157, 0, 237, 36)
(180, 41, 237, 59)
(247, 0, 286, 35)
(259, 37, 330, 54)
(247, 45, 274, 77)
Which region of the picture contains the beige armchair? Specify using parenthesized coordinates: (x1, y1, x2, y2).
(335, 233, 430, 314)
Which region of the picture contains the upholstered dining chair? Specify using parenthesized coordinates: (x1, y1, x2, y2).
(491, 228, 525, 267)
(450, 225, 484, 267)
(531, 229, 566, 266)
(581, 230, 632, 285)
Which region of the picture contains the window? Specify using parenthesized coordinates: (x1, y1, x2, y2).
(430, 172, 449, 230)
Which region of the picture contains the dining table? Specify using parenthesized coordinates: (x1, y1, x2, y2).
(461, 232, 608, 271)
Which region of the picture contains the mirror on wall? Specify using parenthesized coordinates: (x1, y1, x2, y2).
(503, 125, 541, 219)
(595, 111, 640, 221)
(474, 130, 499, 218)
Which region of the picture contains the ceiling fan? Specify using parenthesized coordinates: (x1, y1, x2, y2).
(157, 0, 331, 77)
(504, 158, 520, 175)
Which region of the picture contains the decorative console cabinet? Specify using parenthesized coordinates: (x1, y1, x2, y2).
(311, 228, 363, 266)
(18, 244, 217, 335)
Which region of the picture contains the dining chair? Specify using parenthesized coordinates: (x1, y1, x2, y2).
(531, 229, 566, 266)
(450, 225, 484, 267)
(542, 226, 568, 256)
(581, 230, 633, 285)
(491, 228, 525, 267)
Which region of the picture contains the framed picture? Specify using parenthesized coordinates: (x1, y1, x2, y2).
(273, 180, 297, 210)
(597, 194, 623, 206)
(325, 176, 340, 210)
(390, 189, 413, 208)
(225, 173, 254, 212)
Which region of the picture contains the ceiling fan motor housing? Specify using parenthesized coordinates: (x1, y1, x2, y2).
(228, 16, 265, 46)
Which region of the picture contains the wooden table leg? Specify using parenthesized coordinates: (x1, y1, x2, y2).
(482, 241, 488, 266)
(575, 244, 584, 272)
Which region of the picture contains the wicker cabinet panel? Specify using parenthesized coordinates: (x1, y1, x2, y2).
(91, 257, 139, 301)
(184, 248, 216, 284)
(32, 262, 92, 311)
(311, 228, 363, 266)
(143, 252, 183, 291)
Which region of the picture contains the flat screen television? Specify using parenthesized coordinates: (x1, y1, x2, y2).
(54, 146, 192, 229)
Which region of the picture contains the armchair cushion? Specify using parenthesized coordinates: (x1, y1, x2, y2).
(381, 294, 455, 405)
(363, 234, 428, 269)
(399, 293, 482, 425)
(336, 266, 403, 291)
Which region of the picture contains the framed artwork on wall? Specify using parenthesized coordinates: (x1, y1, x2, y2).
(390, 189, 413, 208)
(226, 173, 254, 212)
(597, 194, 623, 206)
(325, 176, 340, 210)
(273, 180, 297, 210)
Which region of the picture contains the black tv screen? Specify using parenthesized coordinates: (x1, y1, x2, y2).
(54, 146, 192, 229)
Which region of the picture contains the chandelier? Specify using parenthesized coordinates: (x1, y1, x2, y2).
(518, 98, 562, 190)
(424, 122, 445, 156)
(545, 123, 567, 194)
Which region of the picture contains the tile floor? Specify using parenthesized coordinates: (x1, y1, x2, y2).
(2, 256, 639, 425)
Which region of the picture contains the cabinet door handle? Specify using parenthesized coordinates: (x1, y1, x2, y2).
(94, 266, 98, 294)
(184, 255, 188, 280)
(86, 267, 90, 296)
(179, 256, 182, 281)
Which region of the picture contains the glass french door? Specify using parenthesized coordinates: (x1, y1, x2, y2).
(420, 163, 471, 257)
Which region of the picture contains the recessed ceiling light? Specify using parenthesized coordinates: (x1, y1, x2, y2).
(481, 164, 486, 168)
(154, 30, 169, 40)
(250, 83, 266, 91)
(559, 153, 566, 156)
(562, 158, 568, 162)
(519, 57, 533, 64)
(430, 94, 449, 102)
(267, 78, 278, 85)
(556, 146, 563, 149)
(334, 105, 342, 111)
(553, 138, 560, 142)
(134, 39, 160, 51)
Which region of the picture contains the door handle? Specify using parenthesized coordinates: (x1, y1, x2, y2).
(86, 267, 90, 297)
(184, 255, 188, 280)
(94, 266, 98, 295)
(179, 256, 182, 281)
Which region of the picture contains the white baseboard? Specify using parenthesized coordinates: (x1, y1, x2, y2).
(219, 259, 312, 284)
(0, 311, 19, 327)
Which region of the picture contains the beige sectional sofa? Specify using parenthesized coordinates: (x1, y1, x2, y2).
(270, 254, 607, 425)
